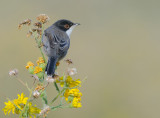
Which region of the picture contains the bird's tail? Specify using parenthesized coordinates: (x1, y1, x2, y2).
(45, 57, 57, 76)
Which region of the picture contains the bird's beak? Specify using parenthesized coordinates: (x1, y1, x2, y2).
(74, 23, 80, 26)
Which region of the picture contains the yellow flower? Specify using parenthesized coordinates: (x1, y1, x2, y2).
(64, 89, 70, 100)
(64, 88, 82, 108)
(28, 102, 41, 117)
(69, 88, 82, 97)
(72, 97, 82, 108)
(64, 88, 82, 98)
(26, 61, 34, 69)
(3, 93, 28, 115)
(34, 66, 42, 74)
(56, 76, 64, 87)
(66, 76, 81, 88)
(2, 100, 15, 115)
(36, 57, 45, 65)
(56, 76, 82, 108)
(2, 93, 40, 117)
(56, 76, 81, 88)
(14, 93, 28, 108)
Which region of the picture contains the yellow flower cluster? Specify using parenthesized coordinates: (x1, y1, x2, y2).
(34, 66, 42, 74)
(25, 57, 46, 78)
(66, 76, 81, 88)
(56, 76, 82, 108)
(26, 61, 34, 69)
(56, 76, 81, 88)
(64, 88, 82, 108)
(36, 57, 45, 65)
(3, 93, 40, 117)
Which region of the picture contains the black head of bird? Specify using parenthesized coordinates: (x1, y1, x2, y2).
(54, 19, 80, 37)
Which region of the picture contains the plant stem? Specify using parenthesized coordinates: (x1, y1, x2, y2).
(51, 104, 70, 111)
(16, 78, 31, 91)
(50, 88, 66, 104)
(33, 31, 47, 64)
(20, 88, 33, 118)
(39, 47, 47, 63)
(41, 90, 48, 105)
(40, 24, 47, 63)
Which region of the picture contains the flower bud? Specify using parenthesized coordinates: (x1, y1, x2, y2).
(28, 66, 34, 74)
(46, 76, 54, 83)
(33, 90, 40, 98)
(9, 69, 18, 76)
(39, 105, 50, 117)
(39, 63, 46, 70)
(68, 95, 74, 102)
(67, 68, 77, 76)
(36, 72, 44, 79)
(69, 103, 74, 108)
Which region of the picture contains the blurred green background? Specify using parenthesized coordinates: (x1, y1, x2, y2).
(1, 0, 160, 118)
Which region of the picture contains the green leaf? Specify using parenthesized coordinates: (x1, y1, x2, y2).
(54, 82, 60, 92)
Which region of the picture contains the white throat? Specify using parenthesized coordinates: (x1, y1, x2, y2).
(66, 25, 77, 37)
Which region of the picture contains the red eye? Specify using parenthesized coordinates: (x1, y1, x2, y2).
(64, 24, 70, 29)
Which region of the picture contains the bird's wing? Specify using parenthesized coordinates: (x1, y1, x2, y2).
(43, 29, 60, 49)
(43, 28, 70, 55)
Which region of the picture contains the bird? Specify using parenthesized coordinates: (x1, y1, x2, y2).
(42, 19, 80, 76)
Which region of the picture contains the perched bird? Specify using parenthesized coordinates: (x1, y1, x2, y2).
(42, 19, 80, 76)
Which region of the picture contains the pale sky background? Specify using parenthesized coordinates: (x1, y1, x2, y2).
(1, 0, 160, 118)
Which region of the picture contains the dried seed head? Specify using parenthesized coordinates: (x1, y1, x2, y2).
(32, 28, 42, 35)
(31, 74, 39, 81)
(35, 84, 45, 91)
(65, 59, 73, 65)
(9, 69, 18, 76)
(18, 19, 31, 29)
(53, 73, 59, 79)
(36, 14, 50, 24)
(34, 22, 42, 28)
(39, 105, 50, 117)
(26, 30, 33, 37)
(18, 24, 22, 29)
(67, 68, 77, 76)
(46, 76, 54, 83)
(33, 90, 40, 98)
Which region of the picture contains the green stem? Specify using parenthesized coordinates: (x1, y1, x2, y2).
(51, 104, 70, 111)
(41, 90, 48, 105)
(50, 88, 66, 104)
(60, 97, 64, 105)
(39, 47, 47, 63)
(40, 24, 47, 63)
(33, 30, 47, 64)
(20, 88, 33, 118)
(51, 105, 61, 109)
